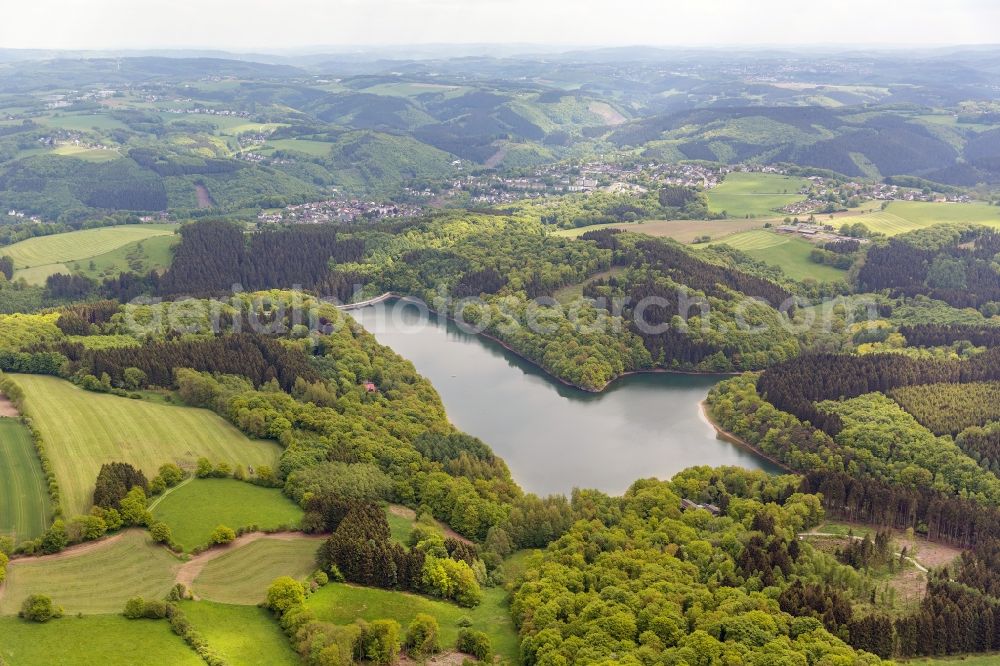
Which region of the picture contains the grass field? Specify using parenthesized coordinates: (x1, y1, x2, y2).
(902, 654, 1000, 665)
(0, 614, 202, 665)
(179, 601, 299, 665)
(706, 172, 811, 217)
(11, 264, 70, 285)
(0, 530, 179, 615)
(48, 145, 121, 162)
(0, 419, 50, 542)
(307, 584, 520, 661)
(834, 201, 1000, 236)
(553, 217, 768, 242)
(192, 536, 319, 604)
(359, 82, 466, 97)
(702, 229, 847, 282)
(386, 506, 416, 545)
(10, 375, 282, 517)
(38, 113, 130, 132)
(73, 234, 179, 280)
(263, 138, 334, 156)
(161, 113, 287, 136)
(3, 224, 177, 271)
(151, 479, 303, 552)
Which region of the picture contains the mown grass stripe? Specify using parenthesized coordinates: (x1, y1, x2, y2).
(9, 375, 282, 518)
(0, 419, 50, 541)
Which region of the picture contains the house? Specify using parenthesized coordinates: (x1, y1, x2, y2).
(680, 498, 721, 516)
(363, 381, 378, 393)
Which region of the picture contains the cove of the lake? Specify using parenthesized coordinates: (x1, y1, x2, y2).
(352, 299, 782, 496)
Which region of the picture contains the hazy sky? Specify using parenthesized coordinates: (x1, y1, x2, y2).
(1, 0, 997, 51)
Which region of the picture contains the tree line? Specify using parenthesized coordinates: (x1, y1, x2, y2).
(66, 332, 321, 393)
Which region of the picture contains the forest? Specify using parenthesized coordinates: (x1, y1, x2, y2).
(857, 225, 1000, 311)
(756, 349, 1000, 434)
(157, 220, 365, 296)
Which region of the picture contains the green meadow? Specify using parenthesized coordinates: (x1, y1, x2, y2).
(73, 234, 179, 280)
(9, 375, 282, 517)
(179, 601, 299, 665)
(0, 418, 50, 542)
(835, 200, 1000, 236)
(191, 536, 320, 604)
(707, 172, 811, 217)
(263, 138, 335, 156)
(3, 224, 176, 283)
(0, 614, 202, 665)
(702, 229, 848, 282)
(151, 479, 303, 552)
(0, 530, 179, 616)
(307, 584, 520, 661)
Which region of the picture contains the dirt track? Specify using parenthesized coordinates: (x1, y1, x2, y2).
(0, 393, 19, 417)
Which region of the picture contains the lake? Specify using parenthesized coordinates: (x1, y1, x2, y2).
(352, 299, 781, 496)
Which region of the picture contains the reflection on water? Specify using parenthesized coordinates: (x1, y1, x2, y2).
(353, 299, 781, 496)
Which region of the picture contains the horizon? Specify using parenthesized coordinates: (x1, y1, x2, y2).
(1, 0, 998, 52)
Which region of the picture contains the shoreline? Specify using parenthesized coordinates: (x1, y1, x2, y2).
(699, 399, 795, 473)
(347, 293, 739, 394)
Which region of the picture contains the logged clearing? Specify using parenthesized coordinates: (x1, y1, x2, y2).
(190, 534, 321, 604)
(0, 530, 180, 615)
(0, 614, 202, 665)
(0, 418, 50, 542)
(151, 479, 303, 552)
(9, 375, 281, 517)
(706, 172, 811, 217)
(2, 224, 176, 270)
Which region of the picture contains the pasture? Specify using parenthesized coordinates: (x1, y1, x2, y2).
(0, 419, 50, 542)
(190, 536, 319, 604)
(179, 601, 299, 665)
(74, 234, 179, 280)
(38, 113, 130, 132)
(359, 81, 466, 97)
(9, 375, 282, 517)
(2, 224, 176, 271)
(48, 145, 121, 162)
(151, 479, 303, 552)
(706, 172, 810, 217)
(702, 229, 848, 282)
(0, 615, 201, 665)
(0, 530, 179, 615)
(834, 200, 1000, 236)
(11, 264, 70, 285)
(904, 654, 1000, 665)
(162, 112, 286, 136)
(553, 217, 768, 242)
(307, 584, 519, 661)
(263, 138, 334, 156)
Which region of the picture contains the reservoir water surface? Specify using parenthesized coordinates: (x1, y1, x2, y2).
(353, 299, 781, 496)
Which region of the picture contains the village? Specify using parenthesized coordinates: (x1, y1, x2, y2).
(257, 198, 424, 225)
